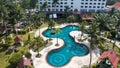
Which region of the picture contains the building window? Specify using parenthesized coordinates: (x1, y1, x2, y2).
(90, 3, 92, 5)
(98, 3, 100, 5)
(89, 6, 92, 8)
(101, 6, 104, 8)
(61, 2, 63, 4)
(48, 9, 50, 11)
(102, 3, 105, 5)
(81, 3, 84, 4)
(90, 0, 92, 1)
(94, 3, 96, 5)
(85, 3, 88, 4)
(93, 6, 96, 8)
(99, 0, 101, 1)
(48, 2, 50, 4)
(97, 6, 100, 8)
(71, 6, 73, 7)
(81, 6, 83, 8)
(64, 2, 67, 4)
(40, 2, 42, 4)
(94, 0, 97, 1)
(60, 6, 63, 7)
(60, 9, 62, 11)
(85, 6, 87, 8)
(71, 2, 73, 4)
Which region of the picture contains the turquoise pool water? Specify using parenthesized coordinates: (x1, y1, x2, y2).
(43, 25, 89, 67)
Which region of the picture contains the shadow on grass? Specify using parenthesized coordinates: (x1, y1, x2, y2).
(6, 63, 17, 68)
(0, 47, 8, 52)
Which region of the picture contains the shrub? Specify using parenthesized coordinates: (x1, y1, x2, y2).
(25, 51, 31, 58)
(55, 43, 60, 46)
(9, 52, 23, 65)
(36, 53, 41, 58)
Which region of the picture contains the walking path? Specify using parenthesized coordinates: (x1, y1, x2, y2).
(30, 23, 100, 68)
(99, 36, 120, 48)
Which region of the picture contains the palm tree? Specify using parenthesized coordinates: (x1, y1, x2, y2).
(67, 15, 76, 23)
(0, 5, 8, 35)
(93, 13, 111, 33)
(79, 21, 86, 38)
(48, 19, 56, 29)
(55, 28, 61, 45)
(7, 3, 25, 32)
(41, 2, 48, 11)
(89, 21, 99, 68)
(74, 8, 78, 14)
(64, 6, 70, 18)
(52, 0, 59, 12)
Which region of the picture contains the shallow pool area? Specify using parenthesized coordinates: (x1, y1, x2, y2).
(43, 25, 89, 67)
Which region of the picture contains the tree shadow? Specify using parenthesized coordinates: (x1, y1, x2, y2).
(0, 47, 7, 52)
(6, 64, 17, 68)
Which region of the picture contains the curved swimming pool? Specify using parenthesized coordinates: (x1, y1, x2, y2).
(43, 25, 89, 67)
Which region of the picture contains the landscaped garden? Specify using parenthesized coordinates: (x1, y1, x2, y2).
(1, 0, 120, 68)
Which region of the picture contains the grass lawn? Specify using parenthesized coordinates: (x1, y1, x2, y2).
(0, 23, 53, 68)
(0, 50, 10, 68)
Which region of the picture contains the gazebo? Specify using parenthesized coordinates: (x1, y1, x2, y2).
(99, 50, 119, 68)
(14, 36, 23, 43)
(17, 57, 31, 68)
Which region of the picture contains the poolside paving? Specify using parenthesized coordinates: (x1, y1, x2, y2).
(30, 23, 100, 68)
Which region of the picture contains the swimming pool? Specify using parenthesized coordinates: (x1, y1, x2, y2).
(43, 25, 89, 67)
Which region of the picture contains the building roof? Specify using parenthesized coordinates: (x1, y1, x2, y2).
(99, 50, 119, 68)
(18, 57, 31, 68)
(113, 2, 120, 8)
(1, 25, 5, 33)
(14, 36, 23, 43)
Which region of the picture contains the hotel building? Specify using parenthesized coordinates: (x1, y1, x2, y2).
(38, 0, 107, 13)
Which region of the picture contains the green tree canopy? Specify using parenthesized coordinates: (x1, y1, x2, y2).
(67, 15, 76, 23)
(9, 52, 23, 64)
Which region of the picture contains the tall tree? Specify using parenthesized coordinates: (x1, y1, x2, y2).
(89, 21, 99, 68)
(52, 0, 59, 11)
(41, 2, 48, 11)
(20, 0, 30, 9)
(64, 6, 70, 18)
(7, 3, 25, 26)
(55, 28, 61, 45)
(48, 19, 56, 29)
(79, 21, 86, 38)
(30, 0, 37, 9)
(67, 15, 76, 23)
(93, 13, 111, 32)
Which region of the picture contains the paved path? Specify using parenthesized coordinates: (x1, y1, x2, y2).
(99, 36, 120, 48)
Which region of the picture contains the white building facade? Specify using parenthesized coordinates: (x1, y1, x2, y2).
(38, 0, 107, 12)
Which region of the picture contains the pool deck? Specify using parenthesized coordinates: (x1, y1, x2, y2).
(30, 23, 100, 68)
